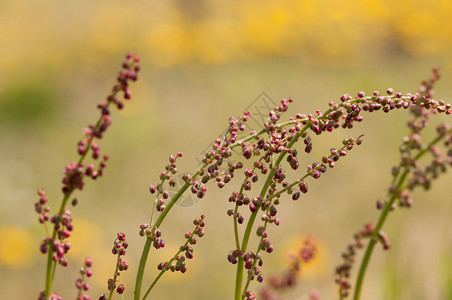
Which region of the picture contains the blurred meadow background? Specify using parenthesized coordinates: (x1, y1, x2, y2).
(1, 0, 452, 299)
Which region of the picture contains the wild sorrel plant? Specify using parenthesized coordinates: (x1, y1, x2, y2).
(36, 52, 140, 300)
(35, 54, 451, 300)
(335, 68, 452, 300)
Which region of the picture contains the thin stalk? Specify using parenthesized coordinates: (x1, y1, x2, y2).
(44, 248, 55, 297)
(76, 273, 85, 299)
(241, 218, 270, 299)
(44, 192, 71, 297)
(233, 209, 241, 251)
(234, 167, 276, 300)
(142, 269, 165, 300)
(134, 182, 190, 300)
(107, 254, 122, 300)
(149, 178, 166, 226)
(232, 164, 261, 253)
(234, 256, 245, 300)
(141, 237, 192, 300)
(135, 156, 215, 299)
(352, 193, 398, 300)
(44, 98, 117, 298)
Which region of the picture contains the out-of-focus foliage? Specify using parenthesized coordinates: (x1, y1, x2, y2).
(0, 79, 58, 125)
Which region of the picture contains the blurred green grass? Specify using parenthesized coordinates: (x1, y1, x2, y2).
(1, 1, 452, 299)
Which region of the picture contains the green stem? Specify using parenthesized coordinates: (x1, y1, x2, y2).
(233, 209, 241, 251)
(44, 248, 54, 297)
(235, 256, 245, 300)
(134, 182, 190, 300)
(44, 192, 71, 297)
(141, 237, 191, 300)
(134, 238, 152, 300)
(234, 168, 275, 300)
(233, 165, 260, 253)
(352, 194, 396, 300)
(234, 123, 311, 300)
(241, 220, 269, 300)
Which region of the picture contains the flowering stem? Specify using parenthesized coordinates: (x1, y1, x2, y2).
(352, 194, 398, 300)
(235, 122, 311, 300)
(134, 94, 416, 300)
(135, 131, 273, 299)
(107, 254, 122, 300)
(44, 192, 71, 297)
(241, 221, 269, 298)
(134, 181, 189, 300)
(135, 162, 211, 300)
(142, 237, 191, 300)
(233, 185, 248, 251)
(43, 93, 119, 298)
(353, 133, 446, 300)
(135, 156, 213, 299)
(236, 164, 279, 300)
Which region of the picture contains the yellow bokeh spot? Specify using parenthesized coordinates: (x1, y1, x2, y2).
(69, 217, 103, 257)
(68, 217, 114, 288)
(279, 234, 330, 279)
(0, 225, 36, 268)
(2, 0, 452, 73)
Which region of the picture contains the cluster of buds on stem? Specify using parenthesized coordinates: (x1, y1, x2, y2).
(194, 110, 253, 196)
(149, 152, 183, 211)
(157, 215, 206, 274)
(76, 257, 93, 300)
(35, 188, 50, 225)
(335, 222, 375, 298)
(139, 224, 165, 249)
(67, 53, 140, 195)
(39, 208, 73, 267)
(334, 68, 452, 300)
(224, 74, 450, 298)
(219, 96, 370, 299)
(99, 233, 128, 299)
(401, 122, 452, 194)
(37, 54, 141, 300)
(36, 188, 72, 267)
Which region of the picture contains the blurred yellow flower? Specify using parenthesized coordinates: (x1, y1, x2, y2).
(280, 234, 330, 279)
(1, 0, 452, 73)
(0, 225, 36, 268)
(69, 217, 103, 257)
